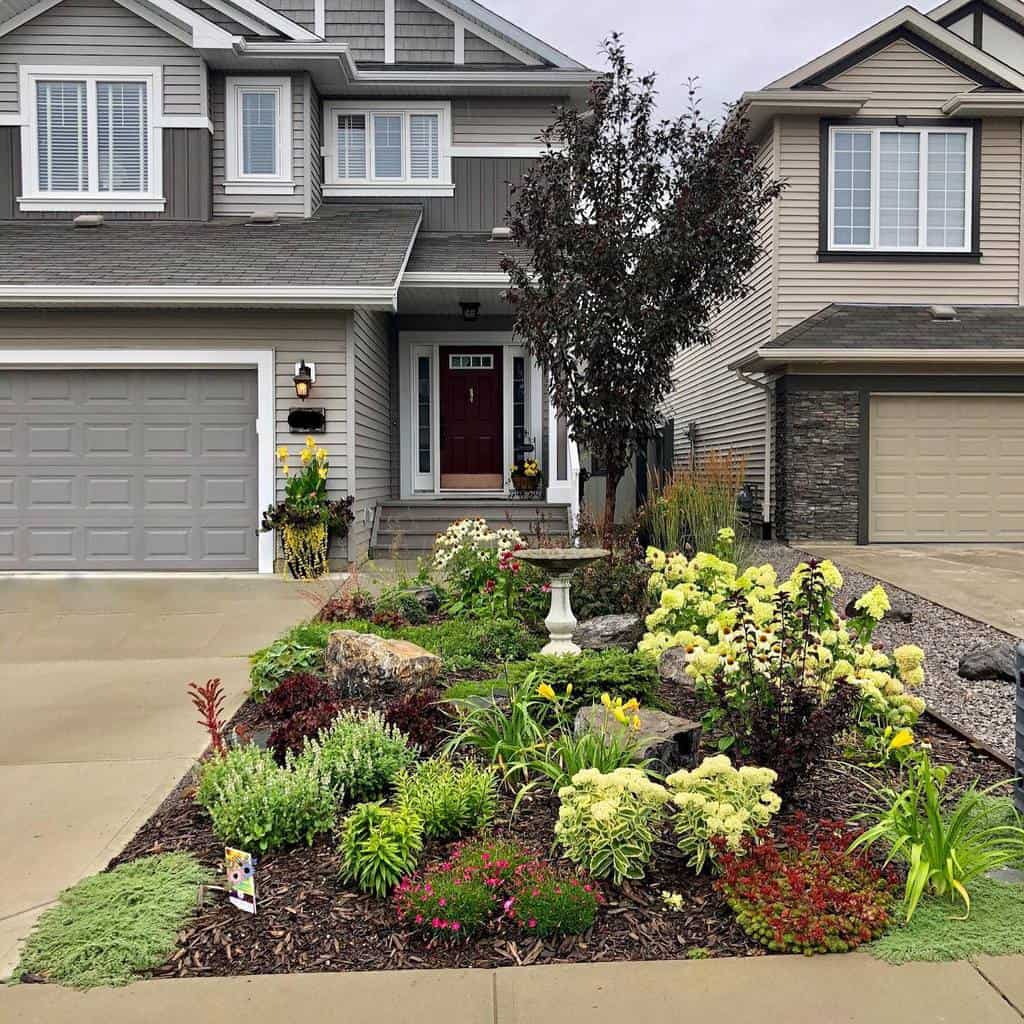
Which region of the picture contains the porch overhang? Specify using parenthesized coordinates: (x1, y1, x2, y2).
(734, 347, 1024, 372)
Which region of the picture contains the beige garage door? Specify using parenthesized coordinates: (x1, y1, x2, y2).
(869, 394, 1024, 542)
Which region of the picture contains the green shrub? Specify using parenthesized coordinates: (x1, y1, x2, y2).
(401, 616, 541, 670)
(16, 853, 212, 988)
(339, 802, 424, 897)
(554, 767, 670, 883)
(510, 865, 601, 937)
(571, 551, 651, 620)
(295, 709, 417, 803)
(196, 745, 336, 852)
(374, 585, 430, 625)
(506, 649, 660, 711)
(249, 634, 328, 701)
(443, 678, 503, 702)
(395, 758, 498, 841)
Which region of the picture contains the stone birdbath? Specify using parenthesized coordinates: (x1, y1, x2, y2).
(516, 547, 609, 656)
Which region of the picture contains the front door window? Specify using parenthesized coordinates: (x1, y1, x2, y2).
(439, 346, 503, 490)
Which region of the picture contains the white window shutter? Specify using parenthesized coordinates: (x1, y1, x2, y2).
(337, 113, 366, 178)
(409, 113, 439, 180)
(97, 81, 148, 192)
(241, 90, 278, 176)
(36, 81, 87, 192)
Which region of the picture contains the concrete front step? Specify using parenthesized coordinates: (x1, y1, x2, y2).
(371, 500, 572, 557)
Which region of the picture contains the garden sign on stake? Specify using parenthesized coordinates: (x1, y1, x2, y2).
(225, 847, 257, 914)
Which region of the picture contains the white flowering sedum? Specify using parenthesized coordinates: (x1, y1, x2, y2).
(554, 767, 671, 884)
(666, 755, 781, 873)
(638, 548, 927, 756)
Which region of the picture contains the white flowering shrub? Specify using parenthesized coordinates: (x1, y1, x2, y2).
(666, 755, 780, 873)
(554, 767, 670, 883)
(638, 549, 927, 765)
(432, 517, 523, 573)
(431, 518, 526, 611)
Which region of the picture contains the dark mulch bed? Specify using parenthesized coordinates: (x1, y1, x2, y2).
(108, 671, 1015, 980)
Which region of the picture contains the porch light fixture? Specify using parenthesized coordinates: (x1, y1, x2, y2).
(293, 360, 315, 400)
(459, 301, 481, 323)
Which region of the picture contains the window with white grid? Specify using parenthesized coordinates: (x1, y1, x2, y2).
(337, 114, 367, 179)
(22, 69, 160, 209)
(828, 125, 973, 253)
(225, 77, 292, 190)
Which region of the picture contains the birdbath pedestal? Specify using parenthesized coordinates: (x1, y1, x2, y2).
(516, 548, 609, 656)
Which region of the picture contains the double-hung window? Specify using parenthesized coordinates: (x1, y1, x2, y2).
(324, 102, 452, 196)
(20, 67, 162, 211)
(827, 124, 974, 254)
(225, 77, 294, 194)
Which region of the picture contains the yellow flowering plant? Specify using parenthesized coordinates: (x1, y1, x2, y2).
(259, 437, 354, 578)
(665, 755, 781, 873)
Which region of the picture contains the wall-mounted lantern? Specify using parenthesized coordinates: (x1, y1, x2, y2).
(459, 301, 481, 323)
(293, 360, 315, 400)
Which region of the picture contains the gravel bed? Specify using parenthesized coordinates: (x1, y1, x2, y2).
(753, 542, 1018, 761)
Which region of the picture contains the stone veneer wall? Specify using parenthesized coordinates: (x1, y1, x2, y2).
(774, 381, 860, 541)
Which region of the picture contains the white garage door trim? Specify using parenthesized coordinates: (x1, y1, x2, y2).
(869, 391, 1024, 544)
(0, 349, 276, 573)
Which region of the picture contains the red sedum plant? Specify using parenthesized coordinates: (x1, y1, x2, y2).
(267, 703, 340, 764)
(715, 816, 897, 955)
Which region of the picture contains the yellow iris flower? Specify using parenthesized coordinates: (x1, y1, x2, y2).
(887, 728, 915, 752)
(537, 682, 556, 701)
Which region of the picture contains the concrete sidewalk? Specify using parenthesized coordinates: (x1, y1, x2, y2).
(0, 576, 315, 978)
(2, 954, 1023, 1023)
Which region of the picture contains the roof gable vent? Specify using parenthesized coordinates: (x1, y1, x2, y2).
(247, 209, 279, 226)
(930, 304, 958, 321)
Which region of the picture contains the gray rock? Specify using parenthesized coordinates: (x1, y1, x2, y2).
(326, 630, 442, 700)
(410, 585, 441, 615)
(987, 867, 1024, 885)
(958, 643, 1017, 683)
(658, 646, 692, 688)
(573, 614, 645, 651)
(574, 705, 702, 774)
(844, 596, 913, 623)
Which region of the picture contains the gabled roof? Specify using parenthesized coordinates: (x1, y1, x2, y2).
(930, 0, 1024, 31)
(764, 5, 1024, 92)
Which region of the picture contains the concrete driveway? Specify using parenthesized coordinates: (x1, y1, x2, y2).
(0, 576, 316, 978)
(800, 544, 1024, 638)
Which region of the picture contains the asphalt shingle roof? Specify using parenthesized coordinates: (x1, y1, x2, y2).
(764, 303, 1024, 350)
(405, 232, 527, 275)
(0, 206, 423, 289)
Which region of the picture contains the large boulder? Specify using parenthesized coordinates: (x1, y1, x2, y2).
(574, 705, 702, 774)
(326, 630, 442, 700)
(658, 646, 692, 689)
(958, 643, 1018, 683)
(409, 585, 441, 615)
(844, 596, 913, 624)
(573, 614, 645, 651)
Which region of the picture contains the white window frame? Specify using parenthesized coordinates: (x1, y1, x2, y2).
(224, 76, 294, 195)
(323, 100, 453, 197)
(18, 65, 164, 212)
(827, 124, 974, 254)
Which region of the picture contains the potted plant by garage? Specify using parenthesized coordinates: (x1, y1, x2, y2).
(259, 437, 354, 579)
(510, 457, 543, 497)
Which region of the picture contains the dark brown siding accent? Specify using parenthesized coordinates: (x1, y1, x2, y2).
(0, 127, 211, 222)
(326, 156, 535, 231)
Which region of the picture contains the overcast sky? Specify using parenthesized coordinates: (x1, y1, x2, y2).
(497, 0, 907, 119)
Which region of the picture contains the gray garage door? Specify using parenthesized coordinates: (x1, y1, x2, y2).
(0, 368, 260, 571)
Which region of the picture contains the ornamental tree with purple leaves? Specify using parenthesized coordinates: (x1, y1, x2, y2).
(502, 36, 783, 532)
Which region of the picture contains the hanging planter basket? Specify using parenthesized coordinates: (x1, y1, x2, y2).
(512, 473, 540, 494)
(280, 522, 330, 579)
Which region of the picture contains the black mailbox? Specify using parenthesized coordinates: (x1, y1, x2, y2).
(287, 407, 327, 434)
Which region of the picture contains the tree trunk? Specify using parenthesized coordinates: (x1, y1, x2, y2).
(602, 462, 624, 547)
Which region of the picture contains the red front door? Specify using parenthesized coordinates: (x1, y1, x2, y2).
(440, 346, 503, 490)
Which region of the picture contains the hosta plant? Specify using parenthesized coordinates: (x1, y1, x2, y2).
(851, 746, 1024, 921)
(716, 818, 898, 954)
(554, 767, 670, 883)
(394, 757, 499, 841)
(666, 755, 781, 873)
(339, 802, 424, 898)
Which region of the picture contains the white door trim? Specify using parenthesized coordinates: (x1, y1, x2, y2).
(0, 348, 276, 573)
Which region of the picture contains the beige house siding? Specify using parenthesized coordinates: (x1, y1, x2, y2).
(663, 130, 778, 508)
(0, 306, 352, 544)
(823, 38, 974, 116)
(349, 308, 394, 561)
(775, 114, 1022, 331)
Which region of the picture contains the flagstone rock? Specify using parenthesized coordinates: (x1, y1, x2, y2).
(573, 614, 645, 651)
(574, 705, 702, 773)
(327, 630, 441, 700)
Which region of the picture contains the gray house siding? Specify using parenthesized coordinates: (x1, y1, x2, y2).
(0, 125, 211, 220)
(395, 0, 453, 62)
(349, 307, 394, 561)
(324, 0, 384, 60)
(270, 0, 315, 33)
(464, 31, 522, 65)
(211, 71, 308, 218)
(452, 97, 560, 146)
(327, 156, 535, 231)
(0, 0, 207, 118)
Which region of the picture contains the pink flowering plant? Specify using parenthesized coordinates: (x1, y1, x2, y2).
(393, 837, 601, 939)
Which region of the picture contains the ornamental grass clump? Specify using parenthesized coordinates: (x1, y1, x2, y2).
(17, 854, 213, 989)
(666, 755, 781, 873)
(295, 708, 417, 803)
(196, 744, 336, 852)
(339, 802, 424, 898)
(716, 818, 898, 955)
(394, 757, 499, 841)
(554, 767, 670, 883)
